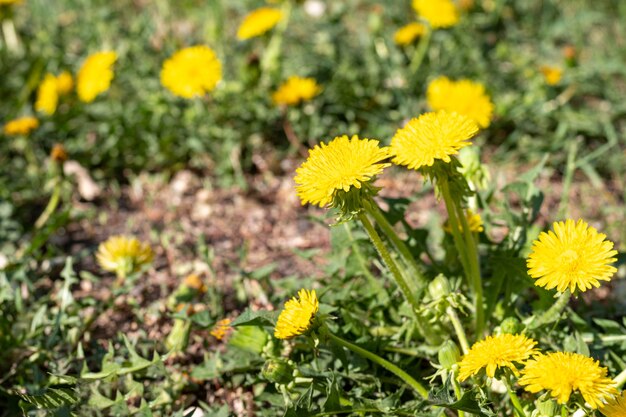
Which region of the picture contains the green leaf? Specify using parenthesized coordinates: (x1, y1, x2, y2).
(230, 308, 279, 327)
(16, 387, 78, 409)
(432, 391, 495, 417)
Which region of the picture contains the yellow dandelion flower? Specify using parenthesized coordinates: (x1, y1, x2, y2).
(294, 135, 391, 208)
(519, 352, 616, 409)
(444, 209, 484, 234)
(540, 65, 563, 86)
(272, 76, 321, 106)
(35, 73, 59, 116)
(160, 46, 222, 99)
(237, 7, 283, 41)
(56, 71, 74, 95)
(77, 51, 117, 103)
(394, 22, 426, 46)
(391, 111, 478, 170)
(274, 289, 319, 339)
(96, 235, 153, 278)
(210, 318, 232, 340)
(427, 76, 494, 128)
(457, 333, 538, 381)
(3, 116, 39, 136)
(600, 390, 626, 417)
(412, 0, 459, 29)
(184, 273, 208, 294)
(0, 0, 23, 4)
(527, 219, 617, 293)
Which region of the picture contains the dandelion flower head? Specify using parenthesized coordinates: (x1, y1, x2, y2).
(161, 46, 222, 99)
(184, 273, 208, 294)
(274, 289, 319, 339)
(540, 66, 563, 86)
(35, 73, 59, 116)
(412, 0, 459, 29)
(600, 390, 626, 417)
(3, 116, 39, 136)
(96, 235, 153, 278)
(210, 318, 232, 340)
(519, 352, 616, 409)
(527, 219, 617, 293)
(394, 22, 426, 46)
(294, 135, 391, 208)
(427, 76, 494, 128)
(77, 51, 117, 103)
(237, 7, 283, 40)
(56, 71, 74, 95)
(391, 111, 478, 171)
(457, 333, 538, 381)
(272, 76, 320, 106)
(0, 0, 23, 4)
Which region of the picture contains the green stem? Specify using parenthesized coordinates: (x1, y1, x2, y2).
(34, 178, 62, 229)
(502, 375, 526, 417)
(326, 331, 428, 399)
(260, 0, 292, 85)
(529, 289, 570, 330)
(613, 367, 626, 388)
(557, 140, 578, 219)
(358, 212, 420, 313)
(364, 198, 426, 289)
(446, 306, 470, 355)
(343, 222, 383, 293)
(451, 373, 466, 417)
(409, 26, 431, 75)
(561, 405, 567, 417)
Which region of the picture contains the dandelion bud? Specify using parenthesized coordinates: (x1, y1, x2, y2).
(428, 275, 452, 300)
(499, 317, 522, 334)
(535, 397, 559, 417)
(438, 340, 461, 370)
(229, 325, 268, 355)
(50, 143, 68, 163)
(261, 358, 294, 385)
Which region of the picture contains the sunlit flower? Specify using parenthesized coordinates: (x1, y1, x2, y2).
(540, 66, 563, 86)
(457, 333, 538, 381)
(96, 235, 153, 278)
(519, 352, 616, 409)
(272, 76, 320, 106)
(444, 209, 484, 234)
(210, 318, 232, 340)
(3, 116, 39, 136)
(160, 46, 222, 98)
(35, 74, 59, 115)
(527, 219, 617, 293)
(56, 71, 74, 95)
(600, 391, 626, 417)
(294, 135, 391, 208)
(391, 111, 478, 170)
(412, 0, 459, 29)
(237, 7, 283, 40)
(274, 289, 319, 339)
(394, 22, 426, 46)
(77, 51, 117, 103)
(0, 0, 23, 4)
(427, 76, 494, 128)
(184, 273, 208, 294)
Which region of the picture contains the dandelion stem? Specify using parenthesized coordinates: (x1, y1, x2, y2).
(343, 222, 384, 294)
(326, 331, 428, 399)
(446, 306, 470, 355)
(560, 405, 567, 417)
(503, 375, 526, 417)
(363, 198, 426, 290)
(260, 0, 292, 85)
(409, 25, 431, 75)
(451, 373, 466, 417)
(34, 178, 62, 229)
(613, 367, 626, 388)
(528, 289, 570, 330)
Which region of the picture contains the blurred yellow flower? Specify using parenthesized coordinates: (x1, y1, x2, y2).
(412, 0, 459, 29)
(600, 391, 626, 417)
(274, 289, 319, 339)
(96, 235, 153, 278)
(394, 22, 426, 46)
(210, 318, 232, 340)
(519, 352, 616, 409)
(160, 46, 222, 99)
(458, 333, 538, 381)
(3, 116, 39, 135)
(237, 7, 283, 40)
(391, 111, 478, 170)
(184, 273, 208, 294)
(294, 135, 391, 208)
(272, 76, 320, 106)
(527, 219, 617, 293)
(77, 51, 117, 103)
(444, 209, 484, 234)
(427, 76, 494, 128)
(35, 74, 59, 115)
(56, 71, 74, 95)
(540, 65, 563, 86)
(0, 0, 23, 4)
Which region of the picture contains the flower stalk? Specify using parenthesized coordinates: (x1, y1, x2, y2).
(409, 25, 431, 75)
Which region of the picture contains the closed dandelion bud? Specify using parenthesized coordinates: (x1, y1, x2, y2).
(428, 275, 452, 300)
(500, 317, 522, 334)
(229, 325, 268, 355)
(535, 397, 559, 417)
(261, 358, 294, 385)
(438, 340, 461, 370)
(165, 319, 191, 352)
